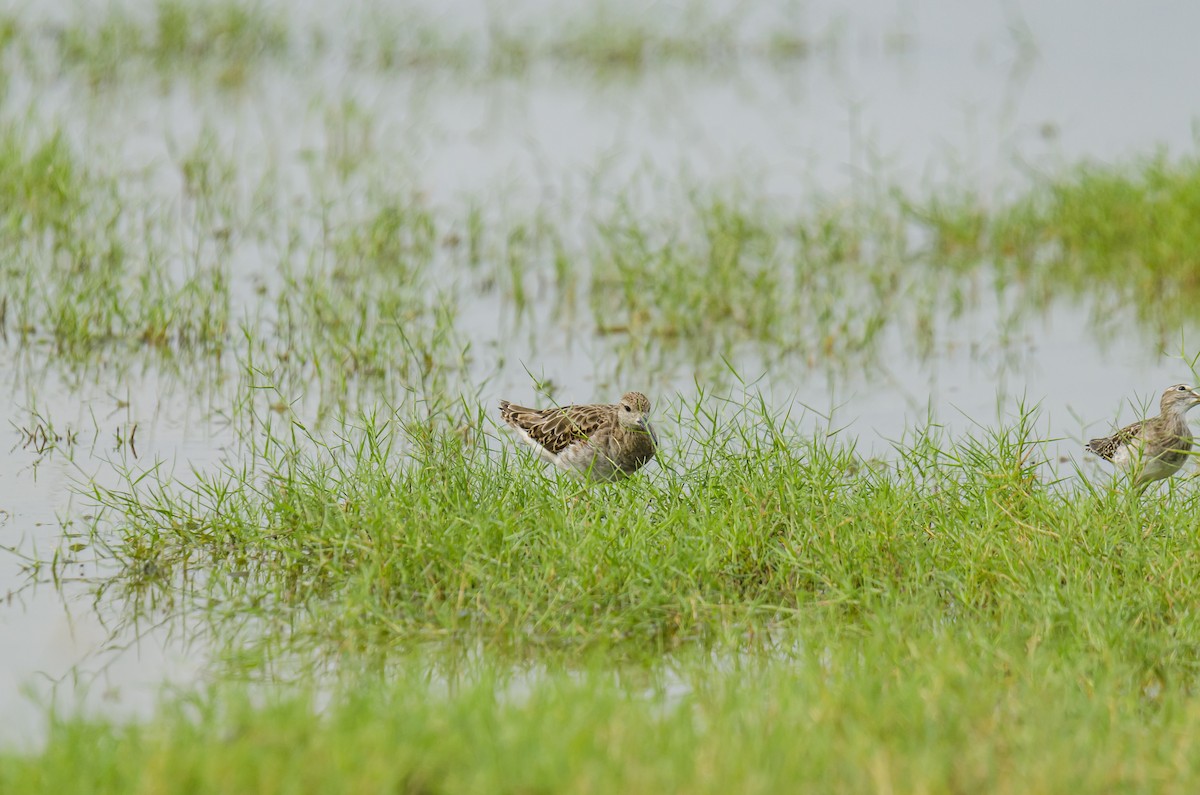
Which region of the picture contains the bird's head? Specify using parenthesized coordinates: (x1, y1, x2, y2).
(617, 391, 653, 431)
(1160, 384, 1200, 414)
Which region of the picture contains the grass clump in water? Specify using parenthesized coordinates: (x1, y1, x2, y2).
(257, 190, 470, 415)
(0, 123, 223, 353)
(59, 0, 288, 87)
(591, 195, 782, 343)
(0, 122, 234, 357)
(0, 127, 84, 240)
(586, 184, 930, 369)
(915, 151, 1200, 332)
(349, 7, 473, 72)
(488, 1, 817, 75)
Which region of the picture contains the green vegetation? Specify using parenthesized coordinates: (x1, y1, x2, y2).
(70, 395, 1200, 675)
(12, 401, 1200, 791)
(592, 195, 782, 342)
(353, 1, 818, 75)
(58, 0, 289, 87)
(8, 640, 1200, 794)
(0, 0, 820, 85)
(3, 117, 1200, 403)
(0, 119, 470, 404)
(0, 116, 949, 391)
(489, 3, 806, 73)
(0, 122, 234, 356)
(0, 127, 85, 238)
(589, 189, 926, 365)
(347, 7, 474, 72)
(918, 151, 1200, 333)
(6, 2, 1200, 790)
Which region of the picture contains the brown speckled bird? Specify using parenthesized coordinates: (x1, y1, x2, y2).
(498, 391, 658, 482)
(1086, 384, 1200, 490)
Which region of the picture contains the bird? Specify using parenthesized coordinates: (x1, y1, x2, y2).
(1086, 384, 1200, 490)
(498, 391, 658, 482)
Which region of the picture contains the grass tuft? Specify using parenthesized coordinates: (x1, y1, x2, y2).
(59, 0, 288, 87)
(915, 151, 1200, 331)
(68, 396, 1200, 680)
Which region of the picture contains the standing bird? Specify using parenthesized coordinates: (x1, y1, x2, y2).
(1086, 384, 1200, 490)
(498, 391, 658, 482)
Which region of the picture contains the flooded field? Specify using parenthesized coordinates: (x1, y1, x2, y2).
(5, 0, 1200, 789)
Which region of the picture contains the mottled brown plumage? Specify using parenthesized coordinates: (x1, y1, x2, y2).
(499, 391, 657, 482)
(1086, 384, 1200, 490)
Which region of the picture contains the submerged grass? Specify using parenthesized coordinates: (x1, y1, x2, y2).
(4, 81, 1199, 394)
(58, 0, 289, 88)
(916, 150, 1200, 334)
(0, 121, 236, 356)
(355, 1, 819, 76)
(587, 182, 935, 370)
(591, 194, 782, 341)
(0, 118, 469, 408)
(17, 0, 818, 86)
(492, 3, 745, 73)
(9, 638, 1200, 793)
(0, 127, 84, 239)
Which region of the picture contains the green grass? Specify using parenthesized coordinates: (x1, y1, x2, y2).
(0, 121, 222, 354)
(11, 395, 1198, 791)
(0, 122, 234, 356)
(0, 649, 1182, 793)
(0, 124, 952, 391)
(916, 151, 1200, 333)
(57, 0, 289, 87)
(586, 183, 939, 369)
(62, 391, 1200, 674)
(11, 542, 1200, 792)
(6, 171, 1200, 795)
(0, 119, 471, 406)
(348, 6, 473, 72)
(6, 64, 1198, 387)
(510, 1, 819, 74)
(350, 1, 820, 76)
(8, 4, 1200, 783)
(0, 127, 84, 239)
(591, 194, 782, 340)
(17, 0, 820, 85)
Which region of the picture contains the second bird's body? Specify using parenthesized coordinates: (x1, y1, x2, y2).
(1086, 384, 1200, 490)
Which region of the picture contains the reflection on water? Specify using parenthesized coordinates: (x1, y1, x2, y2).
(0, 358, 236, 735)
(4, 0, 1200, 738)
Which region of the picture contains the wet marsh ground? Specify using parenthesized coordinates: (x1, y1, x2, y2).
(6, 0, 1200, 791)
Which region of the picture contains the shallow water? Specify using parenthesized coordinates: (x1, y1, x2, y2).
(4, 0, 1200, 736)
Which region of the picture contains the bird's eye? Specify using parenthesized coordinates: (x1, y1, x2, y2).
(624, 405, 631, 412)
(1181, 386, 1189, 391)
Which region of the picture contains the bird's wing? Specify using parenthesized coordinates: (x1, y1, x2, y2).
(500, 402, 612, 455)
(1086, 420, 1144, 461)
